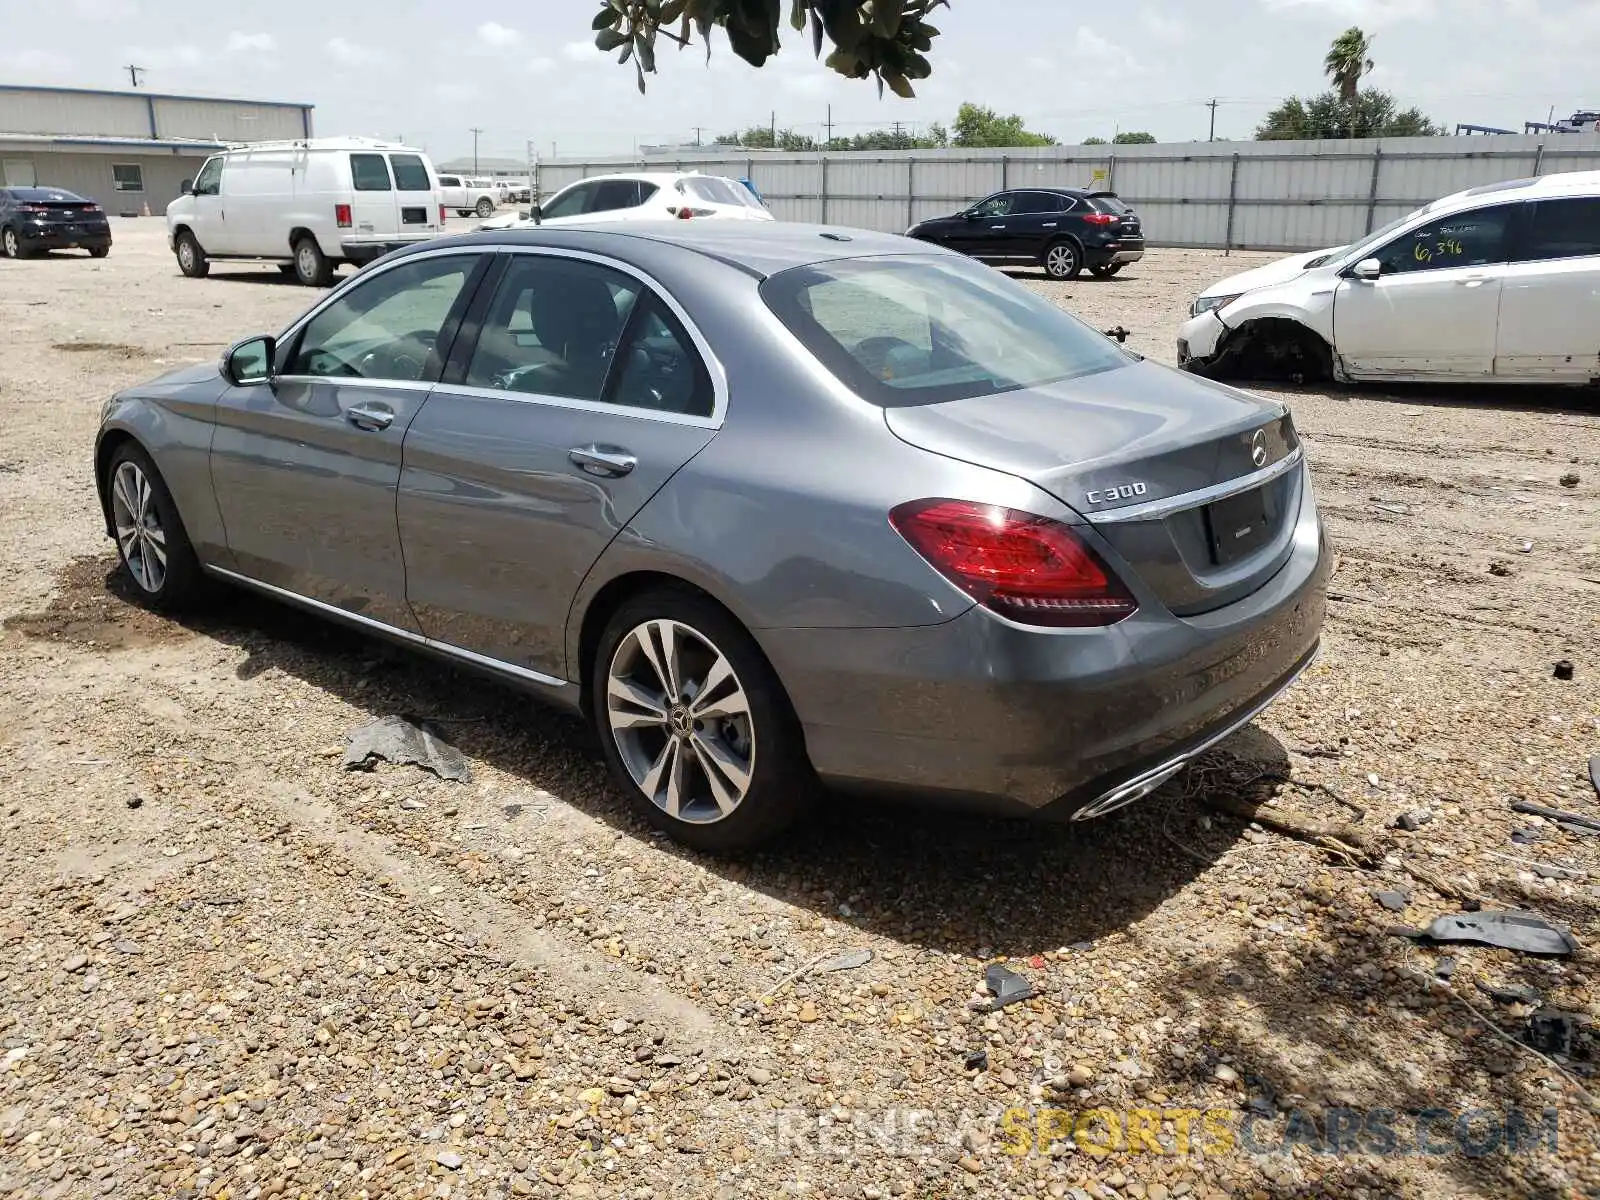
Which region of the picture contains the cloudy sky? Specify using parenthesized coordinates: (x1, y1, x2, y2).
(3, 0, 1597, 160)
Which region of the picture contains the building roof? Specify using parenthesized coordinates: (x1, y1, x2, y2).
(0, 132, 225, 151)
(0, 83, 313, 110)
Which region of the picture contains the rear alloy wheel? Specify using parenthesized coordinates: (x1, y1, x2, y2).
(293, 236, 333, 287)
(475, 197, 495, 218)
(107, 444, 204, 609)
(175, 231, 208, 278)
(1089, 263, 1123, 279)
(594, 589, 815, 852)
(3, 227, 28, 259)
(1043, 240, 1082, 280)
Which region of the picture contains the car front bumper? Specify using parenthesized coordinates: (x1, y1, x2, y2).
(759, 476, 1330, 820)
(1177, 310, 1229, 367)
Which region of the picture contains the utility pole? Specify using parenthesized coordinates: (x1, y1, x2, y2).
(469, 127, 484, 174)
(825, 104, 834, 148)
(1207, 98, 1219, 142)
(692, 126, 703, 147)
(770, 110, 777, 147)
(125, 65, 146, 88)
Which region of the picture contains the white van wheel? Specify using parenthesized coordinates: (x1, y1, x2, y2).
(293, 237, 333, 288)
(475, 197, 495, 218)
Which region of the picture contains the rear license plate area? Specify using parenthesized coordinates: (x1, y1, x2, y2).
(1204, 487, 1272, 566)
(401, 207, 427, 225)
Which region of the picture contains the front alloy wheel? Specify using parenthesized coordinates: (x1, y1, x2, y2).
(111, 459, 167, 594)
(607, 619, 754, 824)
(1044, 241, 1082, 280)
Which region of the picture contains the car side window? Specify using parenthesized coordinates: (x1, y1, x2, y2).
(439, 175, 461, 188)
(1516, 197, 1600, 262)
(350, 153, 393, 192)
(605, 295, 714, 418)
(540, 183, 593, 220)
(591, 180, 643, 212)
(970, 194, 1012, 218)
(1373, 204, 1515, 275)
(192, 156, 224, 197)
(288, 255, 477, 382)
(465, 256, 640, 401)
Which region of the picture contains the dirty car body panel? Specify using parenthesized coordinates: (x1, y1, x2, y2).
(95, 222, 1329, 830)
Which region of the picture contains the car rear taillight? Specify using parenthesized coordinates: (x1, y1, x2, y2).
(889, 499, 1136, 627)
(17, 204, 48, 214)
(1082, 212, 1119, 226)
(439, 205, 447, 224)
(82, 203, 101, 212)
(335, 203, 353, 228)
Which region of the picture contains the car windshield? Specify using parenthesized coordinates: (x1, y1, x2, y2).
(1336, 203, 1435, 264)
(762, 254, 1132, 407)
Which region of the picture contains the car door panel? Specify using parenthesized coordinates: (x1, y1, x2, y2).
(1495, 196, 1600, 380)
(1333, 203, 1516, 379)
(208, 251, 486, 629)
(397, 251, 721, 679)
(951, 194, 1011, 258)
(189, 156, 230, 254)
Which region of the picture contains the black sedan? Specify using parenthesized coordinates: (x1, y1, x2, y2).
(1, 187, 113, 259)
(906, 187, 1143, 280)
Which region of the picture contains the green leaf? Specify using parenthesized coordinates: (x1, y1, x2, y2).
(660, 0, 686, 19)
(635, 31, 656, 71)
(870, 0, 901, 38)
(883, 70, 914, 98)
(592, 7, 620, 30)
(596, 27, 629, 51)
(790, 0, 807, 31)
(810, 8, 824, 56)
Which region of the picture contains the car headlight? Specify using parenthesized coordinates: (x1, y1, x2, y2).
(1191, 293, 1242, 317)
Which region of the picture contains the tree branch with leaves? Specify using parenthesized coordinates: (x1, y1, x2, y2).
(590, 0, 947, 95)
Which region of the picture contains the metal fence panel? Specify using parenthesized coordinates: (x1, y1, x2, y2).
(530, 135, 1600, 251)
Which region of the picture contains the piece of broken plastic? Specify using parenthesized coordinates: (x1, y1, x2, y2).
(818, 949, 873, 973)
(344, 715, 471, 783)
(983, 964, 1034, 1009)
(1419, 910, 1577, 956)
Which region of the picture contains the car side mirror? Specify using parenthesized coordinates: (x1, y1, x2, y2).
(180, 179, 193, 195)
(223, 335, 275, 386)
(963, 210, 979, 221)
(1352, 257, 1382, 281)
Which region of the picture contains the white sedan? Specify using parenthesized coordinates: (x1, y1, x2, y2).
(478, 171, 775, 232)
(1178, 170, 1600, 385)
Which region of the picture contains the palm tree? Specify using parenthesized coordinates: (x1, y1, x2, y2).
(1324, 26, 1373, 104)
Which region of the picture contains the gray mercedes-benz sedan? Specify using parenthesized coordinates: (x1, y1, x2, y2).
(94, 223, 1328, 851)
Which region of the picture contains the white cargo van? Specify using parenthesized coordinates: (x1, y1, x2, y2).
(165, 137, 445, 287)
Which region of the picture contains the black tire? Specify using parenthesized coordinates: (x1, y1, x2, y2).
(456, 209, 471, 217)
(278, 263, 297, 278)
(292, 236, 333, 287)
(104, 442, 206, 611)
(89, 246, 110, 259)
(175, 230, 208, 278)
(591, 586, 817, 853)
(1089, 263, 1123, 279)
(3, 226, 29, 259)
(1042, 239, 1083, 280)
(475, 197, 495, 218)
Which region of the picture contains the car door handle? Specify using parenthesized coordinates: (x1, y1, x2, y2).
(568, 444, 637, 477)
(1043, 222, 1057, 228)
(346, 403, 395, 431)
(1460, 274, 1489, 287)
(990, 224, 1006, 229)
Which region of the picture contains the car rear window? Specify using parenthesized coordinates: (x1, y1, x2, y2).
(351, 153, 393, 192)
(761, 254, 1131, 408)
(389, 155, 431, 192)
(1087, 193, 1131, 215)
(7, 187, 86, 203)
(683, 177, 744, 205)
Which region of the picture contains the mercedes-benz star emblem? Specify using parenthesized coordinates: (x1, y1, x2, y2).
(1250, 429, 1269, 468)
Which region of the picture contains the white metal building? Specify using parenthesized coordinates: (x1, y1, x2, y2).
(0, 85, 314, 213)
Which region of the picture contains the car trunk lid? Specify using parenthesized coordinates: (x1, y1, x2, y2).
(1088, 191, 1142, 240)
(883, 360, 1303, 615)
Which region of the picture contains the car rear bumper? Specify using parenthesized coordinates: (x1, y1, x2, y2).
(760, 484, 1330, 819)
(1085, 240, 1145, 268)
(340, 234, 438, 264)
(18, 224, 111, 249)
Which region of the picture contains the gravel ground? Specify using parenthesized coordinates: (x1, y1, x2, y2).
(2, 222, 1599, 1200)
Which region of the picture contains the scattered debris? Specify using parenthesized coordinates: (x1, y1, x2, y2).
(1554, 660, 1575, 681)
(1488, 561, 1514, 577)
(1511, 800, 1600, 833)
(1519, 540, 1535, 554)
(1396, 808, 1434, 832)
(982, 964, 1035, 1010)
(1242, 1074, 1279, 1118)
(1591, 756, 1600, 800)
(125, 795, 143, 810)
(1415, 911, 1577, 957)
(817, 948, 873, 973)
(1477, 980, 1543, 1007)
(503, 803, 524, 818)
(1373, 889, 1411, 912)
(1103, 325, 1130, 344)
(1435, 956, 1458, 983)
(963, 1049, 989, 1072)
(343, 716, 471, 783)
(1524, 1009, 1588, 1058)
(1371, 502, 1410, 516)
(1511, 828, 1545, 845)
(1560, 472, 1580, 488)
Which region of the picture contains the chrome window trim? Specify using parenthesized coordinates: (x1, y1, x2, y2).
(270, 375, 435, 393)
(204, 565, 573, 691)
(1085, 445, 1304, 525)
(274, 243, 730, 427)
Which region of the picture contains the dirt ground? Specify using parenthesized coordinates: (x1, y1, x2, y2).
(2, 220, 1599, 1200)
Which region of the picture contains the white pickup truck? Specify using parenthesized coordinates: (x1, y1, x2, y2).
(437, 175, 499, 219)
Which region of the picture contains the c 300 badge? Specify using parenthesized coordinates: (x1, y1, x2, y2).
(1084, 482, 1148, 505)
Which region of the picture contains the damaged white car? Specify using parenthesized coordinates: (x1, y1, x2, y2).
(1177, 171, 1600, 385)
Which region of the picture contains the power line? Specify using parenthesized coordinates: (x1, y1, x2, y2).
(1207, 98, 1219, 142)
